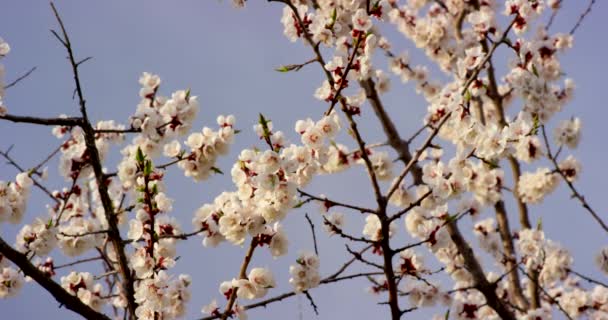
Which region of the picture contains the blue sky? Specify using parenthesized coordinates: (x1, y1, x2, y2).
(1, 1, 607, 319)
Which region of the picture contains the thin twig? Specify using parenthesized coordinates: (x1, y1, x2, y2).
(305, 213, 319, 255)
(4, 66, 37, 90)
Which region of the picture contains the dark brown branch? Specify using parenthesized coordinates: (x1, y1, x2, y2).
(220, 238, 258, 320)
(0, 236, 111, 320)
(390, 189, 432, 222)
(297, 189, 376, 214)
(303, 291, 319, 315)
(54, 256, 104, 270)
(0, 113, 81, 126)
(360, 78, 423, 185)
(200, 246, 376, 320)
(387, 112, 451, 200)
(518, 266, 574, 320)
(49, 3, 138, 318)
(445, 221, 516, 320)
(494, 200, 529, 310)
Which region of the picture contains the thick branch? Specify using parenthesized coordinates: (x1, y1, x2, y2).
(0, 236, 111, 320)
(445, 221, 516, 320)
(359, 78, 423, 185)
(50, 3, 137, 318)
(0, 113, 81, 126)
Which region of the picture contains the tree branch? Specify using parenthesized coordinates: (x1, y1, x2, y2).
(0, 236, 111, 320)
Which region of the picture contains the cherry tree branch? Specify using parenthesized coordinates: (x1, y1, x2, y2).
(49, 3, 138, 318)
(0, 113, 81, 126)
(0, 236, 111, 320)
(297, 188, 376, 214)
(220, 238, 258, 320)
(445, 221, 516, 320)
(359, 78, 424, 185)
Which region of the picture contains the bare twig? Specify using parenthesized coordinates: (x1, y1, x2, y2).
(541, 125, 608, 233)
(570, 0, 596, 35)
(4, 66, 37, 90)
(305, 213, 319, 255)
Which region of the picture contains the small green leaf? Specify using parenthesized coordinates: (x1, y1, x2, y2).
(445, 213, 459, 224)
(293, 201, 306, 209)
(275, 65, 292, 72)
(185, 88, 191, 102)
(464, 90, 472, 102)
(234, 129, 242, 134)
(211, 167, 224, 175)
(531, 64, 539, 77)
(258, 113, 271, 139)
(536, 217, 543, 230)
(46, 218, 53, 229)
(135, 147, 145, 164)
(444, 309, 450, 320)
(144, 160, 153, 176)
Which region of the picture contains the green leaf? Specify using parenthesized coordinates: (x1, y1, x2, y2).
(185, 88, 191, 102)
(444, 309, 450, 320)
(211, 166, 224, 175)
(258, 113, 271, 139)
(536, 217, 543, 230)
(234, 129, 242, 134)
(274, 65, 292, 72)
(144, 160, 153, 176)
(531, 64, 539, 77)
(135, 147, 145, 164)
(445, 213, 459, 224)
(46, 218, 53, 229)
(293, 201, 306, 209)
(487, 159, 500, 169)
(464, 89, 472, 102)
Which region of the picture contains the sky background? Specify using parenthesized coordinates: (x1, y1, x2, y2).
(0, 1, 607, 319)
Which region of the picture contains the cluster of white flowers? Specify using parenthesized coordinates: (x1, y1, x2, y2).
(388, 52, 441, 100)
(289, 251, 320, 293)
(397, 249, 425, 276)
(15, 218, 56, 256)
(0, 37, 10, 115)
(322, 211, 345, 236)
(473, 218, 501, 257)
(132, 272, 192, 319)
(403, 280, 444, 309)
(176, 115, 236, 181)
(554, 117, 581, 148)
(0, 266, 22, 298)
(363, 214, 396, 241)
(517, 168, 559, 204)
(0, 1, 601, 319)
(219, 267, 275, 303)
(0, 173, 32, 224)
(61, 271, 105, 311)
